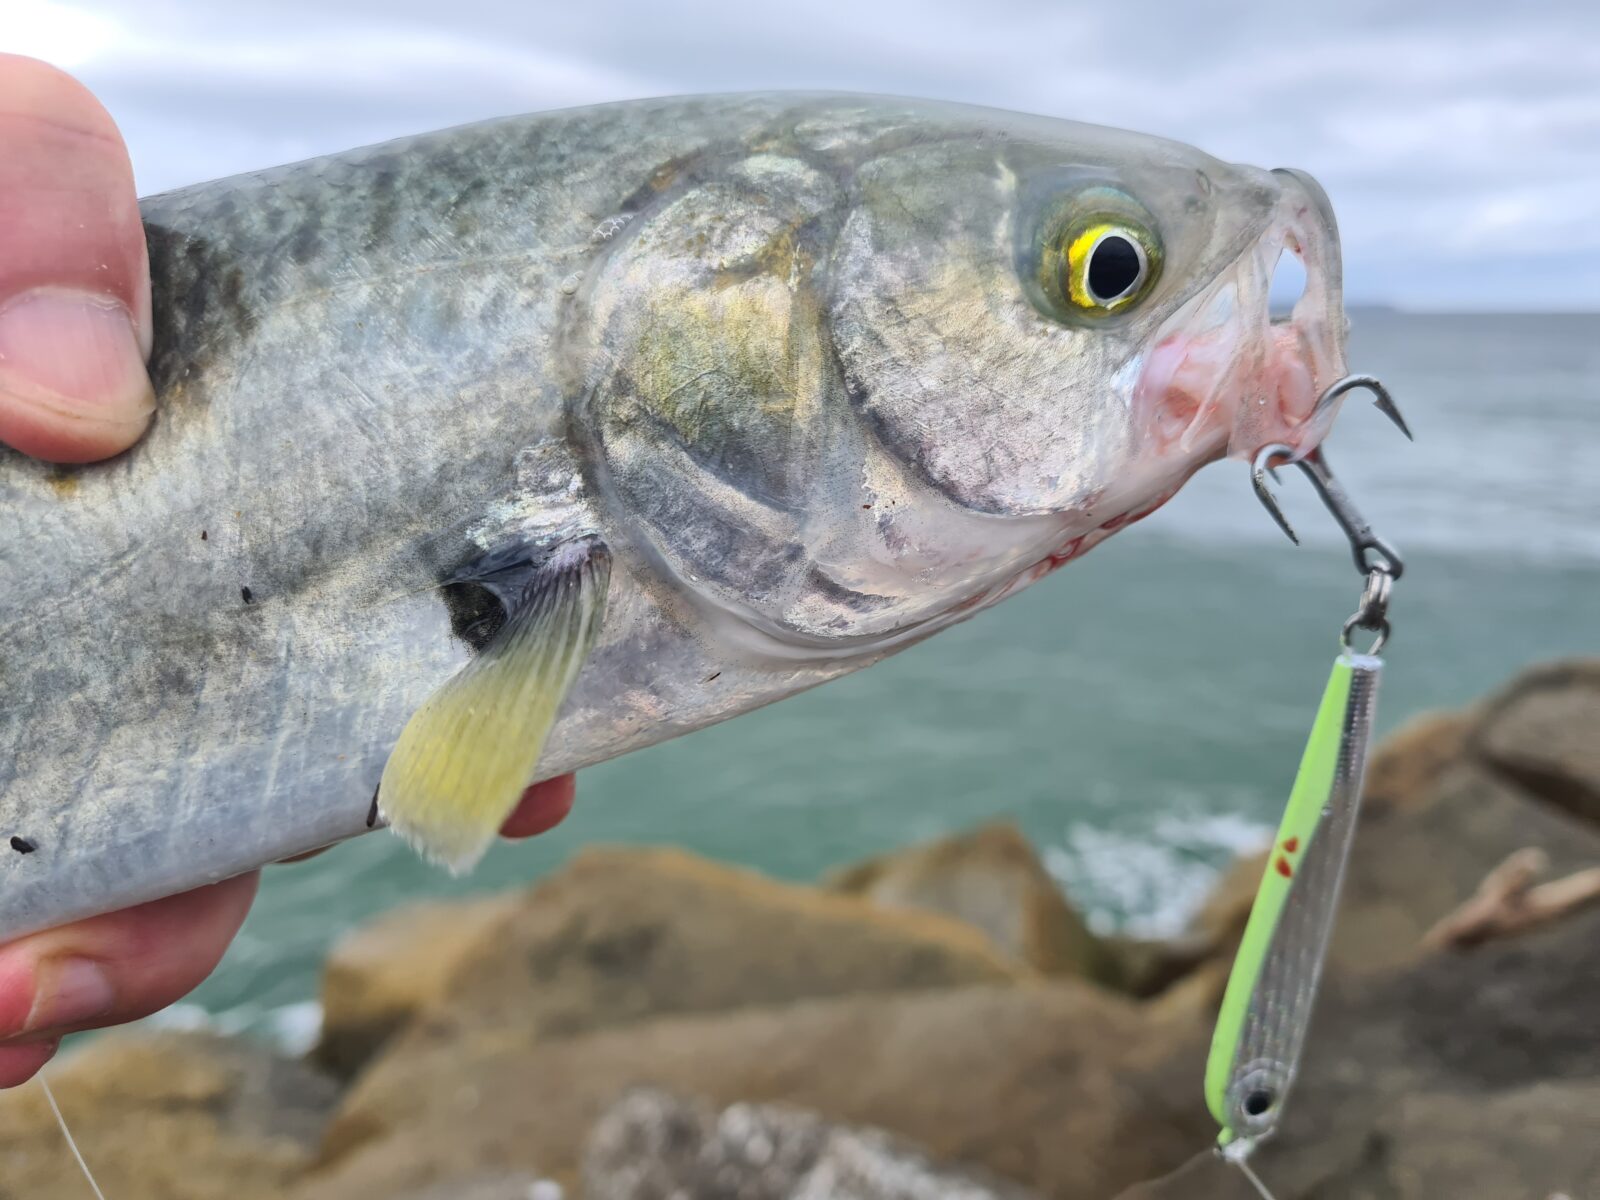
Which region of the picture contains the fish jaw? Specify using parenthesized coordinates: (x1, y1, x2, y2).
(1130, 167, 1351, 476)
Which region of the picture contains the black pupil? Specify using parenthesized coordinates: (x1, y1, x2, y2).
(1087, 234, 1142, 303)
(1243, 1089, 1275, 1117)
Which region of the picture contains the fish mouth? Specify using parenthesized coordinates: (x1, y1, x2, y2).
(780, 175, 1357, 657)
(1132, 167, 1351, 473)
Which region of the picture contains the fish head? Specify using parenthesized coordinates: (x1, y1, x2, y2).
(581, 101, 1354, 648)
(829, 114, 1349, 529)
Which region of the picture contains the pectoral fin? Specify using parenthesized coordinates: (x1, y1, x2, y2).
(380, 536, 610, 871)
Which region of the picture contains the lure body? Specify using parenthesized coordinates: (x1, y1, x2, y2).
(1206, 651, 1384, 1149)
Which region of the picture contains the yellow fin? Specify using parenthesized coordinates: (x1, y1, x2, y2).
(379, 538, 610, 871)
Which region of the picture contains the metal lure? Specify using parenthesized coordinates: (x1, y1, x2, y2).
(1204, 377, 1408, 1186)
(1204, 645, 1382, 1151)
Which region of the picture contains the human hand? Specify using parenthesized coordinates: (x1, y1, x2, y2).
(0, 54, 577, 1088)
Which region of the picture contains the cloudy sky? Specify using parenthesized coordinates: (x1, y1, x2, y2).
(10, 0, 1598, 310)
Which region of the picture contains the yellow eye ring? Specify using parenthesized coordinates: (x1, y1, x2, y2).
(1029, 187, 1164, 324)
(1062, 221, 1159, 313)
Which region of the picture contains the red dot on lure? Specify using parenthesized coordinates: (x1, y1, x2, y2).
(1275, 856, 1294, 878)
(1282, 836, 1300, 853)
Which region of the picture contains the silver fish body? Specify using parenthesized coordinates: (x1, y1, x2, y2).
(1, 94, 1352, 937)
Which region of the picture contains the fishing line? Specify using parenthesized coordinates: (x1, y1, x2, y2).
(1234, 1155, 1278, 1200)
(40, 1075, 109, 1200)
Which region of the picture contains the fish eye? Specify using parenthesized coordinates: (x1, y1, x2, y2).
(1062, 221, 1159, 314)
(1035, 189, 1163, 321)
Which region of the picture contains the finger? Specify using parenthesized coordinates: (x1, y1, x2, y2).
(0, 871, 258, 1087)
(0, 1040, 57, 1090)
(499, 774, 576, 839)
(0, 53, 153, 462)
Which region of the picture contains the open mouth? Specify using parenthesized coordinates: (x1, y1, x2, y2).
(1134, 169, 1355, 472)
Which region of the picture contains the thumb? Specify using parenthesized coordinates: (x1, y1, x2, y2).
(0, 54, 153, 463)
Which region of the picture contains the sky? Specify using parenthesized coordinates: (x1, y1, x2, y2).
(8, 0, 1598, 310)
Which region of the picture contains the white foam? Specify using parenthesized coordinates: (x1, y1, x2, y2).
(1045, 810, 1272, 938)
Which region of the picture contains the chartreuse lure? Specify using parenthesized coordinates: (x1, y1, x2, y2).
(1205, 651, 1382, 1180)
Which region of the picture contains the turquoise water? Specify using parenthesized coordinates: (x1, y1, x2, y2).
(167, 312, 1599, 1042)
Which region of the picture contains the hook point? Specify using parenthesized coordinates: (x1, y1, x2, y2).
(1251, 443, 1301, 546)
(1372, 392, 1414, 441)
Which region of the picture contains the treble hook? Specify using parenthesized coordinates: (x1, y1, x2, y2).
(1250, 376, 1408, 581)
(1251, 446, 1404, 580)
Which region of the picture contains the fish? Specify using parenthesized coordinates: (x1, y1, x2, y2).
(0, 93, 1357, 939)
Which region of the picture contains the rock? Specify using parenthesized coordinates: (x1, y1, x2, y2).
(1473, 659, 1600, 827)
(583, 1088, 1041, 1200)
(311, 845, 1029, 1174)
(1361, 709, 1472, 812)
(824, 822, 1115, 983)
(1335, 749, 1600, 975)
(1097, 933, 1215, 999)
(470, 845, 1028, 1022)
(1345, 901, 1600, 1090)
(1331, 1080, 1600, 1200)
(387, 1173, 564, 1200)
(1129, 906, 1600, 1199)
(380, 846, 1022, 1052)
(315, 891, 523, 1079)
(0, 1031, 339, 1200)
(1184, 847, 1266, 964)
(584, 1088, 828, 1200)
(300, 981, 1208, 1200)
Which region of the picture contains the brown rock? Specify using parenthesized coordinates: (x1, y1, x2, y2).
(1128, 906, 1600, 1198)
(1334, 756, 1600, 973)
(312, 847, 1021, 1096)
(386, 1173, 562, 1200)
(301, 982, 1209, 1200)
(430, 846, 1021, 1039)
(0, 1031, 339, 1200)
(824, 821, 1115, 983)
(313, 846, 1025, 1166)
(1362, 709, 1472, 812)
(315, 891, 523, 1079)
(1334, 1081, 1600, 1200)
(583, 1088, 1041, 1200)
(1096, 933, 1215, 999)
(1143, 956, 1231, 1026)
(1184, 847, 1268, 965)
(1473, 658, 1600, 827)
